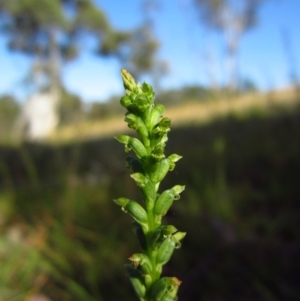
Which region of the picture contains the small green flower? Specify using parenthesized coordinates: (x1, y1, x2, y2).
(115, 135, 148, 159)
(114, 198, 148, 231)
(154, 185, 185, 217)
(114, 69, 186, 301)
(150, 277, 182, 301)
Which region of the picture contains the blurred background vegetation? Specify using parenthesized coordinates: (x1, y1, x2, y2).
(0, 0, 299, 300)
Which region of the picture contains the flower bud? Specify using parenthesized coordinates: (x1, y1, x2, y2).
(113, 197, 129, 207)
(171, 185, 185, 199)
(132, 94, 151, 112)
(152, 117, 171, 137)
(124, 114, 149, 146)
(156, 237, 177, 266)
(172, 231, 186, 249)
(154, 190, 174, 217)
(114, 198, 148, 229)
(131, 173, 156, 203)
(161, 277, 182, 301)
(160, 225, 178, 236)
(121, 69, 140, 94)
(115, 135, 148, 159)
(149, 158, 170, 183)
(149, 104, 165, 130)
(128, 253, 152, 275)
(120, 95, 140, 114)
(141, 82, 154, 99)
(167, 154, 182, 171)
(172, 231, 186, 243)
(150, 225, 178, 250)
(151, 143, 166, 161)
(126, 201, 148, 226)
(154, 185, 185, 217)
(130, 172, 146, 188)
(150, 277, 181, 301)
(151, 120, 170, 149)
(130, 138, 148, 159)
(150, 277, 169, 301)
(120, 95, 132, 108)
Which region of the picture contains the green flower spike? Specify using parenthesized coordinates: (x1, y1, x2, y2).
(114, 69, 186, 301)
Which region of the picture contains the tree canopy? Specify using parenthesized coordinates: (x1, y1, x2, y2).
(0, 0, 161, 91)
(194, 0, 265, 90)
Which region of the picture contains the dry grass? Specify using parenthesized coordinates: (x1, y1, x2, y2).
(49, 115, 128, 143)
(167, 87, 299, 126)
(49, 88, 299, 144)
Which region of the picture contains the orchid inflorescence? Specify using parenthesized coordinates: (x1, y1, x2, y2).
(114, 69, 185, 301)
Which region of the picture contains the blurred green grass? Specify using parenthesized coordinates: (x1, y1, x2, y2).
(0, 97, 300, 300)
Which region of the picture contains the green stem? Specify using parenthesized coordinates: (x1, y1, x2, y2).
(115, 69, 185, 301)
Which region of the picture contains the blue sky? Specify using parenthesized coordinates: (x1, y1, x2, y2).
(0, 0, 299, 103)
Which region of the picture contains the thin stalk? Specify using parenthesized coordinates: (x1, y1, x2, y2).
(114, 69, 186, 301)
